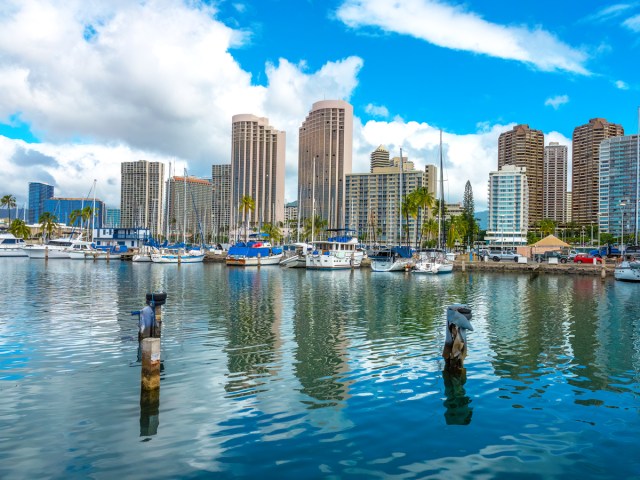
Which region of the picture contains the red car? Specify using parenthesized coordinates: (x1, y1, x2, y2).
(573, 253, 603, 264)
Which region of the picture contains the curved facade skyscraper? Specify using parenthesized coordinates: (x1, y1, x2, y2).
(298, 100, 353, 230)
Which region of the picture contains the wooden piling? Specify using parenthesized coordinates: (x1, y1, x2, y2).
(601, 267, 607, 279)
(141, 338, 161, 391)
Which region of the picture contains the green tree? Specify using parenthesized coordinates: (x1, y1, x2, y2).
(39, 212, 59, 242)
(302, 215, 327, 241)
(411, 187, 435, 247)
(70, 209, 83, 230)
(447, 215, 467, 250)
(462, 181, 475, 247)
(402, 193, 419, 246)
(81, 206, 94, 239)
(539, 218, 556, 237)
(421, 217, 438, 247)
(1, 194, 17, 223)
(261, 222, 283, 244)
(239, 195, 255, 242)
(8, 218, 31, 240)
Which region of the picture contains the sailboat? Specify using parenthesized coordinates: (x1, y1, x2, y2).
(151, 169, 205, 264)
(413, 130, 453, 274)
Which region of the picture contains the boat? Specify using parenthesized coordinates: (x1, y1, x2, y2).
(306, 229, 364, 270)
(23, 236, 86, 259)
(412, 130, 453, 275)
(614, 256, 640, 282)
(68, 244, 125, 260)
(370, 246, 414, 272)
(226, 236, 284, 266)
(151, 248, 205, 263)
(0, 233, 28, 257)
(413, 250, 454, 274)
(280, 242, 314, 268)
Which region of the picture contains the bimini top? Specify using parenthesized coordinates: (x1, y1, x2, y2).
(324, 228, 359, 243)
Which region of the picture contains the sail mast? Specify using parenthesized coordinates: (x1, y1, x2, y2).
(636, 105, 639, 245)
(311, 156, 316, 243)
(439, 130, 445, 250)
(399, 147, 403, 246)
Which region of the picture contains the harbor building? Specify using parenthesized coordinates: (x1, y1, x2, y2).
(498, 124, 544, 227)
(43, 197, 105, 228)
(543, 142, 568, 224)
(572, 118, 624, 226)
(370, 145, 390, 171)
(212, 164, 231, 239)
(598, 134, 639, 239)
(28, 182, 54, 224)
(345, 161, 436, 246)
(298, 100, 353, 230)
(230, 114, 285, 236)
(120, 160, 165, 238)
(167, 176, 213, 242)
(486, 165, 529, 246)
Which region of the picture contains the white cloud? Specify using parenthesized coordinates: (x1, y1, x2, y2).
(614, 80, 629, 90)
(544, 95, 570, 110)
(0, 0, 363, 206)
(582, 4, 635, 23)
(623, 14, 640, 31)
(364, 103, 389, 118)
(336, 0, 589, 74)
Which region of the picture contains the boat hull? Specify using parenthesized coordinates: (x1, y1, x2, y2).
(226, 253, 283, 266)
(280, 254, 306, 268)
(23, 246, 70, 259)
(151, 252, 205, 263)
(0, 248, 28, 257)
(614, 262, 640, 282)
(413, 261, 453, 274)
(370, 258, 412, 272)
(306, 252, 363, 270)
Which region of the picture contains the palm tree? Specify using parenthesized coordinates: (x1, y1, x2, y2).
(539, 218, 556, 238)
(81, 206, 94, 239)
(238, 195, 255, 242)
(39, 212, 58, 242)
(447, 215, 467, 250)
(412, 187, 435, 246)
(8, 218, 31, 240)
(421, 218, 438, 247)
(262, 222, 283, 244)
(1, 194, 17, 223)
(402, 194, 418, 246)
(70, 209, 83, 232)
(302, 215, 327, 241)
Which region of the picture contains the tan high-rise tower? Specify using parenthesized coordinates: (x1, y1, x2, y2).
(120, 160, 164, 237)
(498, 124, 544, 227)
(298, 100, 353, 229)
(370, 145, 390, 172)
(572, 118, 624, 226)
(543, 142, 568, 224)
(230, 114, 285, 236)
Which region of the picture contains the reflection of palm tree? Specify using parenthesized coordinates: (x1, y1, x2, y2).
(39, 212, 58, 241)
(9, 219, 31, 240)
(1, 194, 17, 223)
(239, 195, 255, 242)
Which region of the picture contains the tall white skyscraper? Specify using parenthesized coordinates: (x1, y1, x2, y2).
(487, 165, 529, 245)
(120, 160, 164, 237)
(230, 114, 285, 235)
(298, 100, 353, 230)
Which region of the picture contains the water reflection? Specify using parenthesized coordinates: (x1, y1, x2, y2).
(442, 368, 472, 425)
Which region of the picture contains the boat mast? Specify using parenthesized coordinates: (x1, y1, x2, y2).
(183, 168, 187, 246)
(636, 105, 639, 246)
(296, 187, 301, 243)
(311, 156, 316, 243)
(439, 130, 445, 250)
(91, 179, 96, 242)
(165, 161, 171, 241)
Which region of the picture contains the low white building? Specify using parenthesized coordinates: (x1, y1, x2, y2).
(92, 227, 150, 249)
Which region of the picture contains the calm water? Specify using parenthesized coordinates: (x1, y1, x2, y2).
(1, 260, 639, 479)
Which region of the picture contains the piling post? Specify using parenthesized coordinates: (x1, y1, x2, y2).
(45, 246, 48, 260)
(178, 252, 181, 265)
(107, 249, 110, 262)
(257, 253, 261, 268)
(141, 338, 161, 391)
(601, 267, 606, 279)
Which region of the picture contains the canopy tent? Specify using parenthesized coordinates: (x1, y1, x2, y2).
(530, 234, 570, 248)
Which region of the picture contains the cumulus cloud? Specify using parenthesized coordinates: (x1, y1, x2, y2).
(364, 103, 389, 118)
(336, 0, 589, 74)
(544, 95, 570, 110)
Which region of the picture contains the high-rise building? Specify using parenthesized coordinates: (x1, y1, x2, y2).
(345, 162, 436, 246)
(598, 134, 639, 239)
(543, 142, 568, 224)
(105, 208, 120, 228)
(498, 124, 544, 227)
(572, 118, 624, 226)
(28, 182, 54, 224)
(486, 165, 529, 245)
(43, 197, 105, 228)
(284, 201, 298, 224)
(370, 145, 390, 172)
(212, 164, 231, 238)
(120, 160, 165, 237)
(167, 176, 212, 241)
(231, 114, 285, 236)
(298, 100, 353, 230)
(566, 192, 572, 223)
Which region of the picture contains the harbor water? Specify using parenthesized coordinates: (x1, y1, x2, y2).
(1, 260, 639, 479)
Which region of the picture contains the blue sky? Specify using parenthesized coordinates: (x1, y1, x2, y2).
(0, 0, 639, 211)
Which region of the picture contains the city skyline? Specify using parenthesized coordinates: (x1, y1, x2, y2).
(0, 1, 639, 211)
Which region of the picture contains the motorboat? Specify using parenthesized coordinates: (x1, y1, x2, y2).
(280, 242, 314, 268)
(68, 244, 125, 260)
(226, 238, 283, 266)
(0, 233, 27, 257)
(413, 251, 453, 274)
(370, 246, 414, 272)
(23, 237, 86, 259)
(306, 229, 364, 270)
(614, 256, 640, 282)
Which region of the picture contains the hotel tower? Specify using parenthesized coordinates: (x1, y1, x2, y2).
(298, 100, 353, 230)
(120, 160, 165, 236)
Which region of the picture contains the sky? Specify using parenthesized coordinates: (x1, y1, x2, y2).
(1, 0, 639, 212)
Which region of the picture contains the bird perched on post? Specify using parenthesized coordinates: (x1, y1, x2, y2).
(443, 304, 473, 369)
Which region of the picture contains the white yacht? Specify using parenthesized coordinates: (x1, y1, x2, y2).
(280, 242, 314, 268)
(370, 246, 414, 272)
(23, 237, 80, 259)
(0, 233, 27, 257)
(306, 230, 364, 270)
(614, 256, 640, 282)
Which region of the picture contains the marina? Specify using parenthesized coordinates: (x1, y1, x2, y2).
(1, 259, 638, 478)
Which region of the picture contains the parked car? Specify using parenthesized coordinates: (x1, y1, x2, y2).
(573, 253, 603, 264)
(534, 251, 568, 263)
(487, 249, 522, 262)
